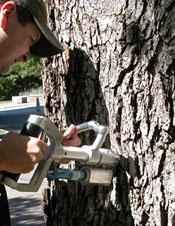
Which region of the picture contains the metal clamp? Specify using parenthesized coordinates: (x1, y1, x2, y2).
(1, 115, 119, 191)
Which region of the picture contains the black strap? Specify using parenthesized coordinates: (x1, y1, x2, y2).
(0, 184, 11, 226)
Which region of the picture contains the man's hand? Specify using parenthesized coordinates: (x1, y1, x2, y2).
(60, 124, 81, 164)
(0, 131, 48, 173)
(62, 124, 81, 147)
(0, 124, 81, 173)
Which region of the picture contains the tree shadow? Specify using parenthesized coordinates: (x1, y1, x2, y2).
(45, 48, 135, 225)
(64, 48, 110, 146)
(8, 197, 45, 226)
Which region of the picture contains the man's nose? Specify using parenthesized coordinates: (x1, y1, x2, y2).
(22, 53, 30, 62)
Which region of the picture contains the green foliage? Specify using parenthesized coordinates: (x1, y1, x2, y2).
(0, 130, 7, 136)
(19, 86, 43, 96)
(0, 57, 42, 100)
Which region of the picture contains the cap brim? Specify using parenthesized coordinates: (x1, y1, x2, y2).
(30, 18, 64, 57)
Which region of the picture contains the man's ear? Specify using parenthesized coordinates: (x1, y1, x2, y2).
(0, 1, 16, 30)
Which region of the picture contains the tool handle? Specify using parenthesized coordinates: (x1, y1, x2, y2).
(0, 115, 62, 192)
(75, 121, 108, 151)
(1, 121, 42, 182)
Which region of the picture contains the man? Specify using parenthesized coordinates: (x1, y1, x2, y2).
(0, 0, 80, 174)
(0, 1, 80, 225)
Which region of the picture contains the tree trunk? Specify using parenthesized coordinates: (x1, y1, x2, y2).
(42, 0, 175, 225)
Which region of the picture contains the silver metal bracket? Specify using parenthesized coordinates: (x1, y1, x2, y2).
(1, 115, 119, 191)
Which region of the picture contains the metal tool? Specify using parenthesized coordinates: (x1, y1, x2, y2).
(0, 115, 119, 192)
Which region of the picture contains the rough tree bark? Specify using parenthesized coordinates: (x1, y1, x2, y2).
(42, 0, 175, 225)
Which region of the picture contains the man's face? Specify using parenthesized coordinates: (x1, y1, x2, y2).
(0, 8, 41, 74)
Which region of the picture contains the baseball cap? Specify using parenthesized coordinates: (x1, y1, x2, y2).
(14, 0, 64, 57)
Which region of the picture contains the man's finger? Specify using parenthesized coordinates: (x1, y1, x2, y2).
(62, 134, 81, 146)
(63, 124, 76, 139)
